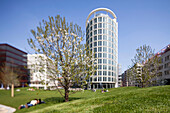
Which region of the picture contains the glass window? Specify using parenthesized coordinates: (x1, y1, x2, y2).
(103, 17, 106, 22)
(94, 42, 97, 47)
(98, 23, 102, 28)
(98, 17, 102, 22)
(108, 77, 111, 81)
(98, 65, 102, 70)
(98, 35, 102, 40)
(109, 54, 112, 59)
(98, 47, 102, 52)
(109, 48, 111, 53)
(94, 77, 97, 81)
(95, 53, 97, 58)
(94, 24, 97, 29)
(103, 23, 106, 28)
(103, 41, 107, 46)
(98, 71, 102, 75)
(90, 32, 92, 37)
(103, 65, 107, 70)
(98, 41, 102, 46)
(109, 37, 112, 41)
(103, 53, 107, 58)
(103, 35, 107, 40)
(103, 59, 107, 64)
(98, 53, 102, 58)
(90, 26, 92, 31)
(94, 36, 97, 41)
(90, 43, 92, 48)
(108, 66, 111, 70)
(94, 30, 97, 35)
(112, 72, 114, 76)
(98, 77, 102, 81)
(90, 20, 93, 25)
(103, 47, 107, 52)
(108, 19, 111, 24)
(103, 77, 107, 81)
(103, 71, 107, 76)
(98, 59, 102, 64)
(103, 29, 107, 34)
(94, 18, 97, 23)
(98, 29, 102, 34)
(94, 48, 97, 52)
(108, 60, 111, 64)
(108, 71, 111, 76)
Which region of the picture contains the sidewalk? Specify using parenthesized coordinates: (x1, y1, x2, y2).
(0, 104, 16, 113)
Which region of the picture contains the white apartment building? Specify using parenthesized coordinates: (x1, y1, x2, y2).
(27, 54, 58, 89)
(86, 8, 118, 89)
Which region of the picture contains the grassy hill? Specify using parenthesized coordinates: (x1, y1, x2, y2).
(0, 85, 170, 113)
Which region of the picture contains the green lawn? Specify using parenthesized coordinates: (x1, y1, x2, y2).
(0, 85, 170, 113)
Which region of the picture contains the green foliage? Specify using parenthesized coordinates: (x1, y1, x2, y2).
(28, 15, 96, 101)
(130, 45, 160, 87)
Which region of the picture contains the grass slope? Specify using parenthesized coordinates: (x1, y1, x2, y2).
(0, 86, 170, 113)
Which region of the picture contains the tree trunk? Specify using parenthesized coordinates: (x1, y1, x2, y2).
(64, 87, 69, 102)
(11, 84, 14, 97)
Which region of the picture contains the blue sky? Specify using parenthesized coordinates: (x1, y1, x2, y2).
(0, 0, 170, 72)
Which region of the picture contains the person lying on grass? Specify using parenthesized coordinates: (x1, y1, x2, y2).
(18, 99, 44, 109)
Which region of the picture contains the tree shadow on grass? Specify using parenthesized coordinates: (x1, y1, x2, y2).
(44, 97, 81, 104)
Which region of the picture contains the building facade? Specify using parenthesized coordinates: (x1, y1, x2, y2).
(27, 54, 58, 89)
(86, 8, 118, 89)
(0, 43, 28, 87)
(157, 44, 170, 85)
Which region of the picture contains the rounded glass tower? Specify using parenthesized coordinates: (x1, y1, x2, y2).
(86, 8, 118, 89)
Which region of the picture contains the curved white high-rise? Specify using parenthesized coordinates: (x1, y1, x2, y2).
(86, 8, 118, 89)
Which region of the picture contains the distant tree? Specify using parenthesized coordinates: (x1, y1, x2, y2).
(28, 15, 96, 102)
(130, 45, 160, 87)
(0, 65, 20, 97)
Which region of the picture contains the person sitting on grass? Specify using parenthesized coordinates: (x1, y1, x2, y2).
(18, 99, 43, 109)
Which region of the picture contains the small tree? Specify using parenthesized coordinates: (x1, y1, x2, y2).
(0, 65, 20, 97)
(131, 45, 160, 87)
(28, 15, 96, 102)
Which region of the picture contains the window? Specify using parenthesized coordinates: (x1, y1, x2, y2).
(108, 19, 111, 24)
(108, 71, 111, 76)
(94, 42, 97, 47)
(94, 77, 97, 81)
(98, 59, 102, 64)
(108, 77, 111, 81)
(108, 60, 111, 64)
(108, 66, 111, 70)
(94, 36, 97, 41)
(103, 47, 107, 52)
(103, 65, 107, 70)
(94, 48, 97, 52)
(103, 77, 107, 81)
(109, 54, 112, 59)
(94, 30, 97, 35)
(103, 53, 107, 58)
(98, 29, 102, 34)
(94, 24, 97, 29)
(103, 29, 107, 34)
(90, 20, 93, 25)
(98, 35, 102, 40)
(103, 71, 107, 76)
(103, 23, 106, 28)
(90, 32, 92, 37)
(109, 48, 111, 53)
(94, 18, 97, 23)
(98, 77, 102, 81)
(98, 41, 102, 46)
(98, 23, 102, 28)
(98, 47, 102, 52)
(98, 53, 102, 58)
(95, 53, 97, 58)
(103, 59, 107, 64)
(98, 17, 102, 22)
(98, 65, 102, 70)
(103, 35, 107, 40)
(103, 41, 107, 46)
(90, 43, 92, 48)
(98, 71, 102, 75)
(103, 17, 106, 22)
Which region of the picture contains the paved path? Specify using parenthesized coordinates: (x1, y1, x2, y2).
(0, 104, 16, 113)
